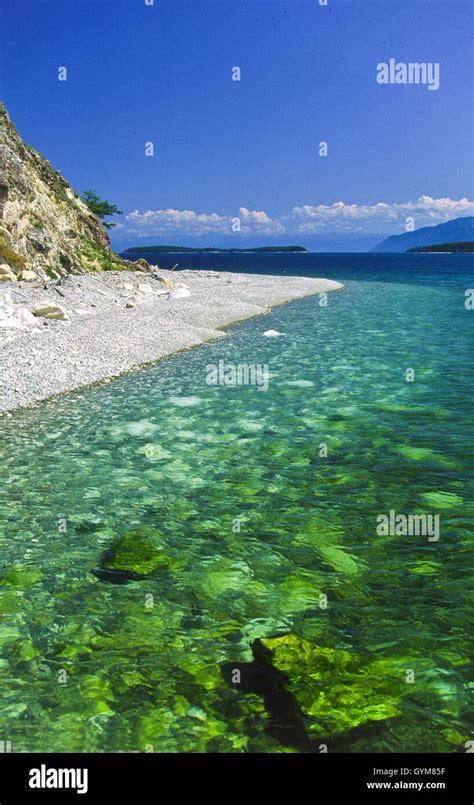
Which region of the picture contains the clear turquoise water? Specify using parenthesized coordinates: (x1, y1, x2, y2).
(0, 255, 472, 752)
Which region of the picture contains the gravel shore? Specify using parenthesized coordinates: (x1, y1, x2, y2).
(0, 268, 343, 413)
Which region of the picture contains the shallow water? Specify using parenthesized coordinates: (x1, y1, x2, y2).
(0, 255, 472, 752)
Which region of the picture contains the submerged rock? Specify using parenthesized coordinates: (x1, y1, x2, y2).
(420, 490, 463, 508)
(96, 526, 173, 582)
(259, 634, 405, 738)
(168, 396, 202, 408)
(0, 564, 42, 589)
(317, 545, 362, 575)
(284, 380, 314, 388)
(92, 567, 148, 584)
(221, 639, 314, 752)
(125, 419, 159, 438)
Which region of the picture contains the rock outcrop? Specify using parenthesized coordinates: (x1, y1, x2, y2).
(0, 291, 40, 330)
(0, 101, 125, 281)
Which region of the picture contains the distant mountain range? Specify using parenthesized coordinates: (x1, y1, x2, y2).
(372, 217, 474, 253)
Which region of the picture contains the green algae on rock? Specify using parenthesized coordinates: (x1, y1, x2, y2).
(317, 545, 363, 575)
(98, 527, 173, 579)
(0, 564, 42, 589)
(420, 491, 463, 508)
(260, 634, 406, 737)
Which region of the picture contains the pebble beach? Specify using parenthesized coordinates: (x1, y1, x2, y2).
(0, 268, 343, 413)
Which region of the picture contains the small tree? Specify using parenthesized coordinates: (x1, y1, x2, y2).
(81, 189, 123, 229)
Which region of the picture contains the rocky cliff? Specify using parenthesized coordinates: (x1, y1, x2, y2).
(0, 101, 124, 283)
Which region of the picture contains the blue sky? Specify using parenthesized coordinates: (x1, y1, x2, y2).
(1, 0, 473, 250)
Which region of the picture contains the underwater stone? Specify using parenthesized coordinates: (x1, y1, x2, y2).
(97, 526, 172, 581)
(0, 564, 42, 589)
(260, 634, 405, 737)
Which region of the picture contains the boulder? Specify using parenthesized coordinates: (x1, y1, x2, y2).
(0, 292, 14, 314)
(14, 306, 39, 328)
(95, 526, 174, 582)
(0, 227, 12, 250)
(17, 269, 38, 282)
(137, 282, 153, 294)
(0, 248, 27, 268)
(132, 258, 151, 272)
(0, 264, 16, 282)
(155, 275, 174, 289)
(33, 303, 69, 320)
(258, 634, 406, 738)
(170, 287, 191, 299)
(125, 296, 140, 309)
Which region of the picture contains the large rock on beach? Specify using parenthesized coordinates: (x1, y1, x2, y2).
(33, 303, 69, 320)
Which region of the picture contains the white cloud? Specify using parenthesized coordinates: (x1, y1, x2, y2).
(124, 206, 284, 237)
(122, 197, 473, 239)
(291, 196, 474, 234)
(125, 208, 228, 236)
(237, 207, 285, 234)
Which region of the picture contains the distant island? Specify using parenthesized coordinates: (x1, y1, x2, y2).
(123, 245, 308, 254)
(408, 241, 474, 253)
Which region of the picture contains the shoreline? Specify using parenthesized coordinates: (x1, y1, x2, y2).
(0, 269, 343, 414)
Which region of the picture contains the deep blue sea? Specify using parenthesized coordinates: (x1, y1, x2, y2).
(122, 249, 474, 287)
(0, 252, 472, 752)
